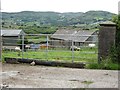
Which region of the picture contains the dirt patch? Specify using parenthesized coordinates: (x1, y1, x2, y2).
(0, 62, 119, 88)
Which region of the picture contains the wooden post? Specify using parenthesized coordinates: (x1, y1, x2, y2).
(0, 36, 2, 61)
(71, 40, 74, 63)
(0, 10, 2, 61)
(22, 34, 24, 59)
(46, 35, 49, 61)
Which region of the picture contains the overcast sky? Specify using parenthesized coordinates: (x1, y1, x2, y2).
(1, 0, 120, 14)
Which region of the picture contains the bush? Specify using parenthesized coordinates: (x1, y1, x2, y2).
(112, 15, 120, 63)
(109, 45, 119, 63)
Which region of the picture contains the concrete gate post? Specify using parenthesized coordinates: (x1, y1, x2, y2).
(98, 21, 116, 63)
(0, 36, 2, 61)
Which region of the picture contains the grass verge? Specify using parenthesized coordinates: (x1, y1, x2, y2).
(85, 61, 120, 70)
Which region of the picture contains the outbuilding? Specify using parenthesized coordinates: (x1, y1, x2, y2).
(50, 29, 98, 47)
(1, 29, 25, 46)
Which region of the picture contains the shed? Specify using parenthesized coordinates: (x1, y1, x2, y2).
(1, 29, 25, 46)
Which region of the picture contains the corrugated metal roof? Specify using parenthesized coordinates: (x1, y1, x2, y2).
(1, 29, 24, 36)
(51, 29, 96, 42)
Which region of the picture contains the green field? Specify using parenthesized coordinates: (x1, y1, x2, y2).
(2, 47, 98, 63)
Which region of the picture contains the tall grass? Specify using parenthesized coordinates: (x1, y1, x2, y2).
(86, 58, 120, 70)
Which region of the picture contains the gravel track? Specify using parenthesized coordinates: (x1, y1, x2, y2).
(0, 62, 119, 88)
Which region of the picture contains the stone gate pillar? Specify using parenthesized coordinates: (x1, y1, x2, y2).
(98, 21, 116, 63)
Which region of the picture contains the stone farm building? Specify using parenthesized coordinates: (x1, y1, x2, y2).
(1, 29, 25, 46)
(50, 29, 98, 48)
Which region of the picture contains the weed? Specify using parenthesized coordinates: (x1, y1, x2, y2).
(81, 80, 93, 85)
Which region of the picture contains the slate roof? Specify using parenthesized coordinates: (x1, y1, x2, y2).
(51, 29, 97, 42)
(73, 30, 95, 42)
(1, 29, 24, 36)
(99, 21, 116, 26)
(51, 29, 77, 41)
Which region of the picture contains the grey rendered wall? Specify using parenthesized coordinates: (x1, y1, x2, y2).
(98, 24, 116, 62)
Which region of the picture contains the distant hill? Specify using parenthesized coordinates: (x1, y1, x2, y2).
(1, 11, 116, 34)
(2, 10, 115, 27)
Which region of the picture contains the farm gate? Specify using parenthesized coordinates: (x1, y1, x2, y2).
(2, 34, 98, 64)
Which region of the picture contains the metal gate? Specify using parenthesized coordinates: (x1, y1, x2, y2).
(2, 34, 98, 63)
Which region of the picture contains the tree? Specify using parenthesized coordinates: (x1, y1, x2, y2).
(111, 15, 120, 63)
